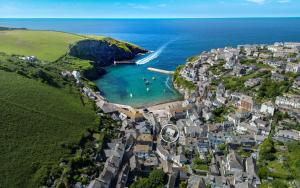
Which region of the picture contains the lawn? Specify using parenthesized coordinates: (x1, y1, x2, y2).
(0, 70, 99, 188)
(0, 30, 86, 62)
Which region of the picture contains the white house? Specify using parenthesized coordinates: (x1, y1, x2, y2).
(72, 70, 81, 80)
(260, 102, 275, 116)
(286, 63, 300, 73)
(275, 95, 300, 109)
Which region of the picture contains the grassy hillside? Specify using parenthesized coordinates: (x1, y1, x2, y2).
(0, 70, 99, 187)
(0, 29, 142, 187)
(0, 30, 144, 63)
(0, 30, 85, 62)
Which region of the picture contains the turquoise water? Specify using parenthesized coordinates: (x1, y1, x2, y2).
(1, 18, 300, 107)
(97, 64, 181, 107)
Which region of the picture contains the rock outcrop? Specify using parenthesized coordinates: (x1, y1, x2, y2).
(69, 39, 147, 67)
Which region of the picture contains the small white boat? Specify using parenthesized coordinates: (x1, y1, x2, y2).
(146, 88, 150, 92)
(152, 76, 156, 80)
(130, 93, 133, 98)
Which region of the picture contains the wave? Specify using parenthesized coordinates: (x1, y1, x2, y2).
(136, 39, 176, 65)
(165, 77, 173, 92)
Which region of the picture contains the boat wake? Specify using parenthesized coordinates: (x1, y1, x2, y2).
(136, 39, 176, 65)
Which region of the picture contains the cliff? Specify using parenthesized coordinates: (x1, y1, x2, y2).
(69, 38, 148, 67)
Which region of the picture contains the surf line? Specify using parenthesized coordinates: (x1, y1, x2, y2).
(135, 39, 176, 65)
(165, 76, 177, 94)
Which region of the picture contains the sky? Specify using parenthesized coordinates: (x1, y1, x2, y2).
(0, 0, 299, 18)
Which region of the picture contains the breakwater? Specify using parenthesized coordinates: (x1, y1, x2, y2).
(147, 67, 175, 75)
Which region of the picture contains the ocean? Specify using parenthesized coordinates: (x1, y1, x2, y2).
(1, 18, 300, 107)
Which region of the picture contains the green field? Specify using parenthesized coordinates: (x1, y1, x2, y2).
(0, 30, 141, 62)
(0, 30, 86, 62)
(0, 70, 99, 187)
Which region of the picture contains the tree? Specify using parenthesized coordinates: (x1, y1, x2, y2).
(130, 169, 166, 188)
(259, 138, 276, 161)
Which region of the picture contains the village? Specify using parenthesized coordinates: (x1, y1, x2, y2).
(63, 42, 300, 188)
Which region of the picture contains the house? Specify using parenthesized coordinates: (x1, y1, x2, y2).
(72, 70, 81, 80)
(216, 83, 225, 97)
(227, 113, 241, 126)
(223, 150, 244, 176)
(259, 125, 271, 136)
(284, 42, 300, 50)
(187, 175, 206, 188)
(223, 121, 235, 132)
(61, 71, 72, 78)
(184, 126, 203, 138)
(166, 127, 176, 137)
(91, 143, 125, 188)
(171, 154, 188, 167)
(216, 96, 227, 105)
(244, 78, 261, 88)
(196, 140, 210, 158)
(202, 108, 213, 121)
(20, 55, 36, 62)
(275, 130, 300, 141)
(273, 51, 288, 58)
(133, 144, 150, 159)
(208, 132, 227, 145)
(275, 95, 300, 109)
(239, 95, 254, 112)
(236, 122, 258, 135)
(135, 122, 152, 134)
(156, 145, 170, 161)
(293, 76, 300, 89)
(286, 62, 300, 73)
(129, 155, 141, 172)
(250, 119, 270, 136)
(224, 58, 238, 70)
(235, 182, 255, 188)
(271, 72, 286, 82)
(264, 60, 285, 68)
(253, 119, 268, 128)
(245, 157, 261, 187)
(233, 64, 247, 77)
(259, 53, 272, 59)
(260, 102, 275, 116)
(187, 109, 199, 122)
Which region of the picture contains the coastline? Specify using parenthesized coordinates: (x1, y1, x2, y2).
(99, 90, 184, 110)
(142, 100, 184, 111)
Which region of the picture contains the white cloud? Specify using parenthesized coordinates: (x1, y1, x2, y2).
(278, 0, 290, 3)
(246, 0, 266, 4)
